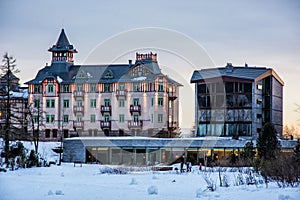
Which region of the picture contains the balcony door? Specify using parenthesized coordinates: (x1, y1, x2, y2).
(104, 99, 110, 106)
(104, 114, 110, 122)
(133, 98, 139, 106)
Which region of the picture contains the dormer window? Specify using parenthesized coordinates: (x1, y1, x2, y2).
(78, 72, 85, 78)
(104, 71, 113, 79)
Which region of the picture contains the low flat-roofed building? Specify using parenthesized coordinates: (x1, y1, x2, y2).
(63, 137, 297, 165)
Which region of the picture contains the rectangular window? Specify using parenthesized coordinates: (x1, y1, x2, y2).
(63, 99, 69, 108)
(104, 114, 110, 122)
(104, 84, 110, 92)
(34, 99, 40, 108)
(119, 99, 125, 107)
(77, 114, 82, 122)
(133, 83, 140, 92)
(90, 99, 96, 108)
(158, 98, 164, 106)
(46, 115, 55, 123)
(63, 85, 70, 92)
(33, 115, 38, 123)
(76, 84, 83, 91)
(158, 114, 163, 123)
(133, 98, 139, 106)
(34, 85, 41, 93)
(198, 84, 208, 94)
(52, 129, 58, 138)
(46, 99, 55, 108)
(257, 84, 263, 90)
(77, 100, 83, 107)
(151, 114, 153, 123)
(90, 84, 97, 92)
(133, 114, 139, 122)
(158, 82, 164, 92)
(63, 115, 69, 123)
(90, 114, 96, 123)
(51, 115, 55, 123)
(46, 115, 50, 123)
(48, 84, 54, 93)
(45, 129, 50, 138)
(104, 99, 110, 106)
(119, 114, 125, 123)
(119, 83, 125, 90)
(151, 98, 154, 106)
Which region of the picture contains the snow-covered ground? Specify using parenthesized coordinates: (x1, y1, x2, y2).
(1, 164, 299, 200)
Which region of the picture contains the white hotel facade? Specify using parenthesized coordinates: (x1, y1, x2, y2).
(26, 29, 181, 140)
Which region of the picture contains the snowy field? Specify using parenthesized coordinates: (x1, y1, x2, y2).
(1, 163, 299, 200)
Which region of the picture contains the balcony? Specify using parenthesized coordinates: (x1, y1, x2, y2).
(73, 121, 84, 130)
(130, 105, 141, 115)
(116, 89, 128, 99)
(168, 92, 178, 101)
(73, 106, 84, 114)
(128, 120, 143, 129)
(73, 90, 85, 98)
(101, 105, 111, 115)
(167, 121, 178, 131)
(100, 120, 111, 130)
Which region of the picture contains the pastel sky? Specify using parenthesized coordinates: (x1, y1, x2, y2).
(0, 0, 299, 129)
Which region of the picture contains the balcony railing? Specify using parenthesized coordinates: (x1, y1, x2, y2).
(74, 90, 85, 98)
(101, 105, 111, 115)
(100, 120, 111, 130)
(129, 105, 141, 115)
(73, 121, 84, 129)
(128, 120, 143, 129)
(73, 106, 84, 113)
(168, 92, 178, 100)
(116, 89, 128, 99)
(167, 121, 178, 131)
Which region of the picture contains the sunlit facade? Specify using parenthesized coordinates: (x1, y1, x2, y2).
(25, 29, 181, 140)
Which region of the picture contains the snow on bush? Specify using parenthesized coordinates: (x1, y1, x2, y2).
(152, 175, 158, 180)
(202, 173, 216, 191)
(55, 190, 64, 195)
(60, 172, 64, 177)
(221, 174, 230, 187)
(129, 178, 137, 185)
(278, 194, 293, 200)
(99, 166, 127, 174)
(99, 166, 153, 174)
(48, 190, 53, 196)
(147, 185, 158, 195)
(195, 188, 202, 198)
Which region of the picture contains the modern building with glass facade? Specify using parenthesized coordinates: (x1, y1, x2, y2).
(190, 63, 284, 138)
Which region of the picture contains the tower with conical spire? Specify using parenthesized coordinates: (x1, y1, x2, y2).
(48, 29, 77, 64)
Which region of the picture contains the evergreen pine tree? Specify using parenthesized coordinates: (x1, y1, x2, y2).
(0, 53, 21, 165)
(256, 123, 281, 160)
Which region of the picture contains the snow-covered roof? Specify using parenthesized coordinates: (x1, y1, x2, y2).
(64, 137, 297, 149)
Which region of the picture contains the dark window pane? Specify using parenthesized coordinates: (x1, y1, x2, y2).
(225, 82, 234, 93)
(244, 83, 252, 93)
(198, 84, 207, 94)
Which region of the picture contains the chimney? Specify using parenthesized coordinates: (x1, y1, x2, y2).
(225, 62, 234, 73)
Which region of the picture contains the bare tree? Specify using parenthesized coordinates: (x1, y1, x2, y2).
(27, 102, 45, 154)
(283, 124, 297, 140)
